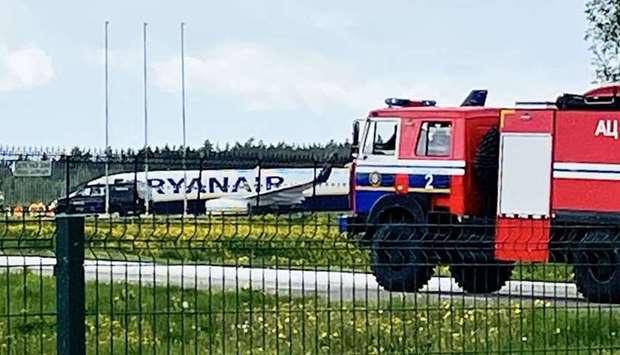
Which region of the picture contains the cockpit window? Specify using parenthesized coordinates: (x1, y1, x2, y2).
(362, 120, 398, 156)
(416, 121, 452, 156)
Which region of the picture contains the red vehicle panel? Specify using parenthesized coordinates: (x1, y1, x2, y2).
(500, 109, 555, 134)
(552, 111, 620, 213)
(553, 179, 620, 213)
(554, 111, 620, 163)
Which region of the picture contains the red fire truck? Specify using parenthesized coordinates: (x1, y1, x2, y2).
(341, 86, 620, 303)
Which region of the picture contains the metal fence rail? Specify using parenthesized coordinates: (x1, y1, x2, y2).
(0, 214, 618, 354)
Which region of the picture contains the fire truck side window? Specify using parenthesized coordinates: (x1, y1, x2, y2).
(416, 122, 452, 156)
(363, 121, 398, 155)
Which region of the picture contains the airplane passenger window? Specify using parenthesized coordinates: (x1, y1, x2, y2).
(416, 122, 452, 156)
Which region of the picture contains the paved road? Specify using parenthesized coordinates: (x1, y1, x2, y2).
(0, 255, 599, 305)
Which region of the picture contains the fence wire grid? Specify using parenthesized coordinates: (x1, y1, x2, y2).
(0, 213, 618, 354)
(0, 150, 619, 354)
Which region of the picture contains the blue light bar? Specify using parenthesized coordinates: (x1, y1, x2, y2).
(385, 98, 436, 108)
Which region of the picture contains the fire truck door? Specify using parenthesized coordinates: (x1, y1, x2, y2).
(497, 133, 552, 217)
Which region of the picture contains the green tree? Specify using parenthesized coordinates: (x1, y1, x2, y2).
(585, 0, 620, 82)
(202, 139, 215, 153)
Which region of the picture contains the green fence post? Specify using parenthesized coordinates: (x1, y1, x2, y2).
(55, 215, 85, 355)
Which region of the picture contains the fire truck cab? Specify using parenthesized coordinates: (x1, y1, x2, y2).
(344, 86, 620, 303)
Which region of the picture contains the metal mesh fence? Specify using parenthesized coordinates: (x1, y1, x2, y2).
(0, 214, 618, 354)
(0, 216, 56, 353)
(0, 148, 348, 215)
(0, 149, 618, 353)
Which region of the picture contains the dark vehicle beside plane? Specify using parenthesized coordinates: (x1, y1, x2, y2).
(50, 182, 150, 216)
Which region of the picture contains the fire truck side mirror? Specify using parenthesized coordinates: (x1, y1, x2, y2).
(351, 121, 361, 158)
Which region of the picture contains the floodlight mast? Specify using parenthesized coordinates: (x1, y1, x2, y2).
(104, 20, 110, 216)
(181, 22, 188, 216)
(143, 22, 150, 216)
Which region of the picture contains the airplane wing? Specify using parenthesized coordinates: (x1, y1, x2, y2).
(205, 164, 333, 212)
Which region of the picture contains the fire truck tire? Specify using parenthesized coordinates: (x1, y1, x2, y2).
(360, 194, 429, 249)
(473, 128, 500, 215)
(474, 128, 500, 182)
(572, 231, 620, 303)
(370, 224, 435, 292)
(449, 262, 513, 294)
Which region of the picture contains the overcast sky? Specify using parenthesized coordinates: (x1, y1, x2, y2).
(0, 0, 593, 149)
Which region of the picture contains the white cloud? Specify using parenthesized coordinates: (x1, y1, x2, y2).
(153, 42, 417, 112)
(0, 46, 54, 91)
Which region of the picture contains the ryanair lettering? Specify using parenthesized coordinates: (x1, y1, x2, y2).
(594, 119, 619, 140)
(147, 175, 285, 195)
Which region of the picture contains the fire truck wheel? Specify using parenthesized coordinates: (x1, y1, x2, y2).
(370, 224, 435, 292)
(449, 262, 513, 294)
(572, 231, 620, 303)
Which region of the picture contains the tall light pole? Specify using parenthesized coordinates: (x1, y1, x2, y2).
(143, 22, 150, 215)
(181, 22, 188, 216)
(104, 20, 110, 216)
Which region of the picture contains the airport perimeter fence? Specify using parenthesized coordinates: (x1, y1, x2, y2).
(0, 146, 350, 213)
(0, 212, 619, 354)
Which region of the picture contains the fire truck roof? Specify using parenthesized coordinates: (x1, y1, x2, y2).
(584, 84, 620, 98)
(369, 106, 501, 118)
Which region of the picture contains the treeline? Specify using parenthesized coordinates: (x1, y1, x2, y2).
(64, 139, 352, 165)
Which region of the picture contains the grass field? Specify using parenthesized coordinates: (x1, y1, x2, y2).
(3, 214, 576, 283)
(0, 271, 618, 354)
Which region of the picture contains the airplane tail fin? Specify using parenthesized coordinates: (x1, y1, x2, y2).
(461, 90, 488, 107)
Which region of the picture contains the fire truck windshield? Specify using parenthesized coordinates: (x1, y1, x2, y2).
(362, 119, 398, 156)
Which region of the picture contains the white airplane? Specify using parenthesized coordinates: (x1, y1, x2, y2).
(86, 166, 350, 213)
(204, 164, 334, 213)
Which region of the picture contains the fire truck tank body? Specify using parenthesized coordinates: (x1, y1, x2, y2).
(553, 110, 620, 215)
